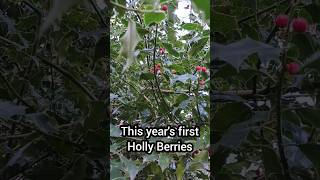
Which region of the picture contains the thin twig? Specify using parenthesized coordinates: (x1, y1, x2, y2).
(151, 24, 177, 124)
(22, 0, 42, 17)
(36, 55, 97, 101)
(238, 0, 288, 24)
(110, 1, 164, 13)
(0, 35, 97, 100)
(275, 2, 296, 179)
(88, 0, 108, 28)
(0, 70, 33, 108)
(0, 132, 35, 140)
(8, 153, 50, 180)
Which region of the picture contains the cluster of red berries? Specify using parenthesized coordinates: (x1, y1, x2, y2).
(275, 15, 308, 33)
(196, 66, 207, 86)
(196, 66, 207, 73)
(275, 15, 303, 75)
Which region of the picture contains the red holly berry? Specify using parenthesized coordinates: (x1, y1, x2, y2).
(286, 62, 300, 75)
(150, 64, 161, 74)
(201, 66, 207, 72)
(275, 15, 289, 28)
(159, 48, 165, 54)
(292, 18, 308, 33)
(161, 5, 168, 11)
(196, 66, 202, 71)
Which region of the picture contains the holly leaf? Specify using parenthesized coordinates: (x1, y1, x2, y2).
(299, 144, 320, 171)
(170, 74, 197, 85)
(144, 6, 166, 26)
(192, 0, 210, 22)
(176, 158, 185, 180)
(26, 113, 59, 135)
(296, 108, 320, 128)
(213, 102, 251, 132)
(0, 101, 26, 119)
(119, 20, 142, 72)
(213, 37, 280, 70)
(301, 52, 320, 71)
(158, 154, 170, 172)
(181, 23, 201, 31)
(162, 43, 179, 57)
(212, 12, 238, 34)
(188, 37, 208, 57)
(304, 3, 320, 22)
(262, 146, 283, 179)
(110, 124, 122, 137)
(120, 155, 139, 180)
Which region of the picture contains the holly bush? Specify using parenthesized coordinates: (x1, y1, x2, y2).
(212, 0, 320, 179)
(0, 0, 108, 179)
(110, 0, 210, 179)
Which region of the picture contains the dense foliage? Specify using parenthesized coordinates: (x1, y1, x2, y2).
(110, 0, 210, 179)
(0, 0, 108, 179)
(212, 0, 320, 179)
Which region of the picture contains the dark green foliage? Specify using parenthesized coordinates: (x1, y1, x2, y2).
(0, 0, 108, 179)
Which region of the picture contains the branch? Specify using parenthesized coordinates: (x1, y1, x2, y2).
(7, 153, 49, 180)
(0, 35, 97, 101)
(37, 55, 98, 101)
(0, 70, 33, 108)
(110, 1, 164, 13)
(275, 2, 297, 179)
(22, 0, 42, 17)
(88, 0, 108, 28)
(151, 24, 177, 124)
(238, 0, 288, 24)
(0, 132, 35, 140)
